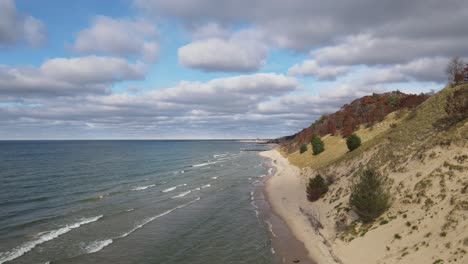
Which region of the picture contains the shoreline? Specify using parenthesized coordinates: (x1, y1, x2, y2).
(259, 149, 340, 264)
(254, 153, 314, 264)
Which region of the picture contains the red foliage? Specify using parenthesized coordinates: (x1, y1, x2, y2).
(277, 91, 429, 152)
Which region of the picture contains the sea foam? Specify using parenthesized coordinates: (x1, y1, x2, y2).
(162, 184, 186, 193)
(131, 184, 155, 191)
(0, 215, 103, 264)
(192, 161, 217, 167)
(172, 190, 191, 198)
(118, 197, 200, 239)
(85, 239, 113, 253)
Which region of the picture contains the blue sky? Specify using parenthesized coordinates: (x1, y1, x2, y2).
(0, 0, 464, 139)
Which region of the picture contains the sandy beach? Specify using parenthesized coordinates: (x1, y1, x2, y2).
(260, 149, 340, 264)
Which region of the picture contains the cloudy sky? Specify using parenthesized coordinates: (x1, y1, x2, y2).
(1, 0, 466, 139)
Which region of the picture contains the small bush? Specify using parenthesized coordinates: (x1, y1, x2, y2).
(346, 134, 362, 151)
(300, 144, 308, 154)
(379, 219, 389, 225)
(310, 134, 325, 155)
(306, 175, 329, 202)
(349, 168, 391, 223)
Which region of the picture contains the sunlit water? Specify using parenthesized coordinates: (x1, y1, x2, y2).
(0, 140, 275, 264)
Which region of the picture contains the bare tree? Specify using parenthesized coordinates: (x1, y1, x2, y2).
(445, 56, 464, 85)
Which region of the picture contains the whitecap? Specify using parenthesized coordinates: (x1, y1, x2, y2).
(0, 215, 102, 264)
(192, 161, 217, 167)
(201, 184, 211, 189)
(162, 186, 177, 193)
(211, 176, 218, 179)
(162, 184, 185, 193)
(213, 153, 229, 158)
(131, 184, 155, 191)
(118, 197, 200, 238)
(85, 239, 113, 253)
(172, 190, 191, 198)
(265, 220, 277, 238)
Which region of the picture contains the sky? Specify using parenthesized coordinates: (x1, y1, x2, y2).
(0, 0, 466, 139)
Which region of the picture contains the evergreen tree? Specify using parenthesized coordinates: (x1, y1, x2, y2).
(349, 168, 391, 223)
(306, 175, 328, 202)
(300, 144, 308, 154)
(310, 134, 324, 155)
(346, 133, 362, 151)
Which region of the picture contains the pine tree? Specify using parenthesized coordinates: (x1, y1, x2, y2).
(310, 134, 324, 155)
(300, 144, 308, 154)
(306, 175, 328, 202)
(349, 168, 391, 223)
(346, 133, 362, 151)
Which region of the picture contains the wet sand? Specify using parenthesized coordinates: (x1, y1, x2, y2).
(255, 152, 315, 264)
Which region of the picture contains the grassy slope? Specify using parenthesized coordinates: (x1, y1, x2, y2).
(285, 84, 468, 264)
(282, 84, 468, 170)
(283, 111, 404, 169)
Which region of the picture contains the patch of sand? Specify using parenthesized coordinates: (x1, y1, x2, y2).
(262, 144, 468, 264)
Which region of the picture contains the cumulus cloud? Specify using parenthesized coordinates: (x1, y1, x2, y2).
(178, 28, 267, 72)
(312, 34, 468, 66)
(133, 0, 468, 53)
(72, 16, 159, 60)
(288, 60, 349, 80)
(0, 56, 146, 98)
(0, 0, 46, 46)
(190, 22, 230, 40)
(356, 57, 450, 84)
(0, 73, 301, 138)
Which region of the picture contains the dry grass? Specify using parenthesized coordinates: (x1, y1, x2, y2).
(285, 111, 404, 169)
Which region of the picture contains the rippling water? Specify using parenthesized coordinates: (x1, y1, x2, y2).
(0, 140, 275, 264)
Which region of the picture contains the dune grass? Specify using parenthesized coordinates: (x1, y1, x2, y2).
(284, 111, 404, 169)
(282, 83, 468, 170)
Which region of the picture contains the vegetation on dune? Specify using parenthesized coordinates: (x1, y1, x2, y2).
(311, 135, 325, 155)
(300, 144, 308, 154)
(445, 56, 465, 86)
(346, 133, 361, 151)
(349, 168, 391, 223)
(306, 175, 329, 202)
(333, 83, 468, 169)
(275, 91, 429, 153)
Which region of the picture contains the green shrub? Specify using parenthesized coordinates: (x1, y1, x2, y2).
(300, 144, 308, 154)
(349, 168, 391, 223)
(346, 133, 362, 151)
(310, 134, 325, 155)
(306, 175, 329, 202)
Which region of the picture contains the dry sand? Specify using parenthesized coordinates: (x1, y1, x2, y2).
(261, 145, 468, 264)
(260, 150, 341, 264)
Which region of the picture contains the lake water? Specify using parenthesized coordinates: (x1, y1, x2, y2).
(0, 140, 275, 264)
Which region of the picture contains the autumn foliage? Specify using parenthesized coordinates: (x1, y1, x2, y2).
(276, 91, 429, 152)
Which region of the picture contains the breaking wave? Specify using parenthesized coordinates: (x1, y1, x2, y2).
(0, 215, 103, 264)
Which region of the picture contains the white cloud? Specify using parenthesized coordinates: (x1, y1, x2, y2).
(41, 56, 146, 84)
(0, 56, 146, 98)
(178, 28, 267, 72)
(312, 34, 468, 66)
(190, 22, 230, 39)
(73, 16, 159, 60)
(0, 0, 46, 46)
(288, 60, 349, 80)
